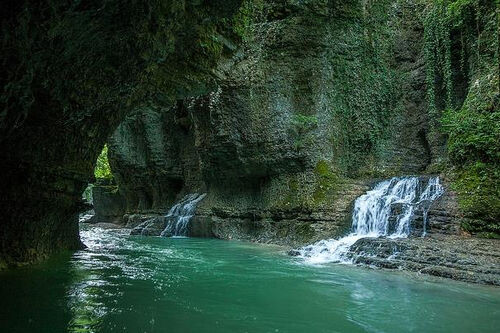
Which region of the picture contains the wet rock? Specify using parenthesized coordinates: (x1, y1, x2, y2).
(123, 214, 159, 229)
(92, 179, 126, 224)
(79, 210, 96, 224)
(346, 235, 500, 285)
(130, 217, 165, 236)
(105, 0, 443, 248)
(93, 223, 123, 230)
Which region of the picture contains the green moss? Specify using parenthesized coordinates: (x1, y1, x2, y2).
(313, 161, 340, 204)
(442, 107, 500, 165)
(423, 0, 499, 236)
(280, 176, 301, 209)
(451, 163, 500, 234)
(475, 232, 500, 240)
(326, 0, 400, 176)
(290, 114, 318, 150)
(82, 184, 93, 203)
(232, 0, 266, 41)
(271, 163, 342, 211)
(199, 26, 224, 59)
(294, 223, 315, 241)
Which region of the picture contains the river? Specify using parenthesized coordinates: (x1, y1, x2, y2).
(1, 224, 499, 333)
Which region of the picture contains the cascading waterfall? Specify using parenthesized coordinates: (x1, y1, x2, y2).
(419, 177, 443, 236)
(296, 176, 444, 264)
(160, 193, 206, 237)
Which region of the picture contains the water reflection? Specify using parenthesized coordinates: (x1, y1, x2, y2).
(2, 225, 498, 333)
(67, 228, 125, 332)
(66, 226, 187, 332)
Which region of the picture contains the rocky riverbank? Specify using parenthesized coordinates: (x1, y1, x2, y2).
(343, 234, 500, 286)
(86, 176, 500, 286)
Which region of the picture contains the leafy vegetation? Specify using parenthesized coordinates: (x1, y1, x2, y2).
(94, 145, 113, 179)
(82, 184, 93, 203)
(232, 0, 266, 40)
(327, 0, 398, 176)
(423, 0, 499, 235)
(442, 106, 499, 166)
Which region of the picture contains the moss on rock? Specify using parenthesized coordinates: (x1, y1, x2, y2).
(423, 0, 499, 235)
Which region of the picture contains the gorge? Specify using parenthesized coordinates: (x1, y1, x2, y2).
(0, 0, 499, 332)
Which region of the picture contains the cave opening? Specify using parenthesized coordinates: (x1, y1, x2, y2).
(80, 144, 116, 225)
(0, 4, 499, 331)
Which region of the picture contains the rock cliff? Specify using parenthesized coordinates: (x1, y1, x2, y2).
(0, 0, 242, 266)
(107, 0, 473, 245)
(0, 0, 497, 269)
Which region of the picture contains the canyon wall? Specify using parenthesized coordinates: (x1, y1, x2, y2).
(106, 0, 490, 245)
(0, 0, 242, 266)
(0, 0, 496, 266)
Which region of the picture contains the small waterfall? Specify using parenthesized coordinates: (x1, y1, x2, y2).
(160, 193, 206, 237)
(419, 177, 444, 236)
(296, 176, 444, 264)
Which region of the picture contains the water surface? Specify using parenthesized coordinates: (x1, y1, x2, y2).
(1, 225, 499, 333)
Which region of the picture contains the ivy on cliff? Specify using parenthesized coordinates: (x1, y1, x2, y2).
(423, 0, 499, 236)
(328, 0, 398, 176)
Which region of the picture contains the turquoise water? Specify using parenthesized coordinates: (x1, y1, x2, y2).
(1, 226, 499, 333)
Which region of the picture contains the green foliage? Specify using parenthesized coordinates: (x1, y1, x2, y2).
(443, 87, 500, 235)
(423, 0, 456, 116)
(232, 0, 266, 40)
(291, 114, 318, 133)
(327, 0, 398, 176)
(424, 0, 499, 235)
(423, 0, 497, 117)
(82, 184, 94, 203)
(94, 145, 113, 179)
(442, 107, 500, 165)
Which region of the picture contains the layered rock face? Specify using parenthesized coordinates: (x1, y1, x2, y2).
(1, 0, 495, 268)
(107, 0, 463, 246)
(91, 179, 126, 224)
(347, 235, 500, 285)
(108, 106, 204, 214)
(0, 0, 242, 266)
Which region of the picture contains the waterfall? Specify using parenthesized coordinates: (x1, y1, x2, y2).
(419, 177, 444, 236)
(160, 193, 206, 237)
(296, 176, 444, 264)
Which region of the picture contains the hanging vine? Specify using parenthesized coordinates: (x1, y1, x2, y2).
(423, 0, 488, 118)
(425, 0, 500, 236)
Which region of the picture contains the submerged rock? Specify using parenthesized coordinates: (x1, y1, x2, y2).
(79, 210, 96, 224)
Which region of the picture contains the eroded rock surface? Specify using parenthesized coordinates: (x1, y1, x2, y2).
(107, 0, 450, 246)
(0, 0, 242, 266)
(92, 1, 498, 285)
(347, 235, 500, 286)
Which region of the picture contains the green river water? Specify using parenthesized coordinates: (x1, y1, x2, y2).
(1, 225, 499, 333)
